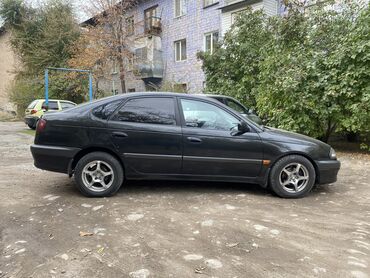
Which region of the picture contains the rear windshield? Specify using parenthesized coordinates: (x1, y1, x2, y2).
(27, 100, 38, 109)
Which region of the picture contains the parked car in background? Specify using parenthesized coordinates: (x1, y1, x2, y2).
(31, 93, 340, 199)
(24, 99, 76, 129)
(205, 94, 263, 125)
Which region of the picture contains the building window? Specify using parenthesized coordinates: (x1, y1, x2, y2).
(204, 31, 219, 53)
(128, 88, 136, 92)
(204, 0, 218, 8)
(126, 54, 134, 71)
(174, 39, 187, 61)
(144, 5, 159, 32)
(174, 0, 186, 18)
(126, 16, 134, 36)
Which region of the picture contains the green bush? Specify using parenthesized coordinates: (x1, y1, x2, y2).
(9, 77, 43, 117)
(200, 1, 370, 144)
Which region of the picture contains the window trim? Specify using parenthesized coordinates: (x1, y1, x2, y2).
(174, 0, 186, 18)
(174, 39, 187, 62)
(110, 96, 180, 126)
(204, 30, 219, 54)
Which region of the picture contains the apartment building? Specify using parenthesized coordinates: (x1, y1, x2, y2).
(85, 0, 280, 94)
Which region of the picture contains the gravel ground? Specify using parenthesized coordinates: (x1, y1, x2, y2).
(0, 122, 369, 278)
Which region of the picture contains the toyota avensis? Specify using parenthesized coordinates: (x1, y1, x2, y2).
(31, 93, 340, 198)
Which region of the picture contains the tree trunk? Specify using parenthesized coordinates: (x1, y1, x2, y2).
(321, 119, 336, 143)
(118, 60, 126, 93)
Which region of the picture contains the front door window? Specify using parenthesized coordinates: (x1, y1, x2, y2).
(180, 99, 240, 130)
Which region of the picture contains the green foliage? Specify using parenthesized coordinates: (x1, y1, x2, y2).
(0, 0, 26, 27)
(199, 8, 271, 109)
(200, 2, 370, 143)
(9, 76, 43, 117)
(1, 0, 85, 114)
(1, 0, 80, 75)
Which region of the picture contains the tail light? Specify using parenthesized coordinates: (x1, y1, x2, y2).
(36, 118, 47, 132)
(31, 109, 37, 114)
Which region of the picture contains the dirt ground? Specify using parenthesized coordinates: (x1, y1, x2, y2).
(0, 122, 369, 278)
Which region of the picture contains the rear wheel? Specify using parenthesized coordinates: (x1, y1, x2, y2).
(28, 124, 36, 130)
(269, 155, 315, 198)
(74, 152, 123, 197)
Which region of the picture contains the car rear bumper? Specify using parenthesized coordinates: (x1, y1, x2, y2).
(31, 144, 81, 174)
(315, 159, 341, 184)
(24, 116, 38, 127)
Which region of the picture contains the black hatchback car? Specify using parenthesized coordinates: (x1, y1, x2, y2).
(31, 93, 340, 198)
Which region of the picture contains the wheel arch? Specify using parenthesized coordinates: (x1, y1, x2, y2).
(269, 152, 319, 183)
(69, 146, 125, 177)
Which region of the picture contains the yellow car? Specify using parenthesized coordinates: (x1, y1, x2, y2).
(24, 99, 77, 129)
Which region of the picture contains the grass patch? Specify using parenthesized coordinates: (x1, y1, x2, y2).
(20, 129, 36, 136)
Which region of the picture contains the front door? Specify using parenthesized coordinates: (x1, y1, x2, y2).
(108, 96, 182, 176)
(179, 98, 263, 178)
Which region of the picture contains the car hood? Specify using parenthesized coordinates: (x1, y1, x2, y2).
(262, 127, 330, 149)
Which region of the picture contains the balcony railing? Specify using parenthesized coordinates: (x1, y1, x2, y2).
(144, 16, 162, 35)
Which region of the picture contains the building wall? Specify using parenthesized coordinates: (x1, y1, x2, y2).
(0, 30, 17, 113)
(124, 0, 279, 93)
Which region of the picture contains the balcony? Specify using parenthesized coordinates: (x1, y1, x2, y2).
(134, 47, 163, 79)
(144, 16, 162, 36)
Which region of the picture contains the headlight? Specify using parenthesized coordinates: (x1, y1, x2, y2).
(329, 148, 337, 159)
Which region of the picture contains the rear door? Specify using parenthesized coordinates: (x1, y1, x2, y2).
(108, 96, 182, 176)
(179, 98, 263, 178)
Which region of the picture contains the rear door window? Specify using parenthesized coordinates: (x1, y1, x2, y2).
(42, 101, 59, 110)
(112, 97, 176, 125)
(92, 100, 123, 120)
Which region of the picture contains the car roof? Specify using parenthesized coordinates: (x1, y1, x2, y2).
(34, 99, 76, 103)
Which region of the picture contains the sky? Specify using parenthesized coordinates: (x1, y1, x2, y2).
(22, 0, 91, 21)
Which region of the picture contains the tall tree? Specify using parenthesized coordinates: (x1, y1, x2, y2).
(200, 1, 370, 144)
(0, 0, 80, 75)
(0, 0, 85, 114)
(71, 0, 138, 93)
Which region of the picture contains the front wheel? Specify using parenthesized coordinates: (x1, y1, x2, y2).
(74, 152, 124, 197)
(269, 155, 316, 198)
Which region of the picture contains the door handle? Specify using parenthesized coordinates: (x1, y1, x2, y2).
(112, 131, 128, 138)
(187, 137, 202, 143)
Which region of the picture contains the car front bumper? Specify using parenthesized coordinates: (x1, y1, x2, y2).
(315, 159, 341, 184)
(31, 144, 81, 174)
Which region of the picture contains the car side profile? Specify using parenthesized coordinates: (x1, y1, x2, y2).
(24, 99, 77, 129)
(31, 93, 340, 198)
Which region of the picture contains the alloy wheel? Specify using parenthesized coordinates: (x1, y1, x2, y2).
(279, 163, 310, 193)
(82, 160, 114, 192)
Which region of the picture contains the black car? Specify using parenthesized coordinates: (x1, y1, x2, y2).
(31, 93, 340, 198)
(204, 94, 263, 125)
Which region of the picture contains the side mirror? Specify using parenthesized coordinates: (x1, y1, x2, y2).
(231, 121, 250, 136)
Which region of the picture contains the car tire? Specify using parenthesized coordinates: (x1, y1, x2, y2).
(74, 152, 124, 197)
(269, 155, 316, 198)
(28, 124, 36, 130)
